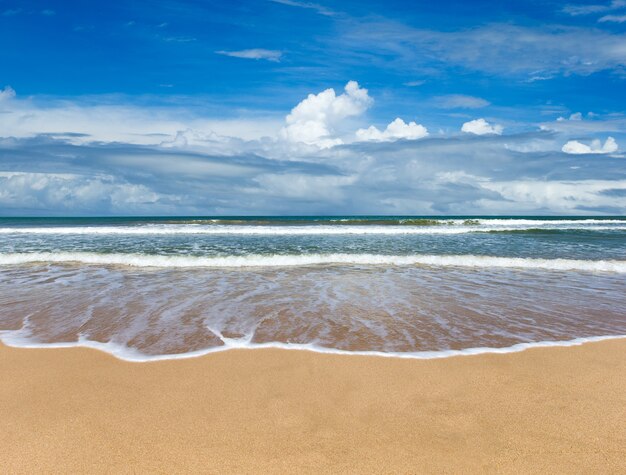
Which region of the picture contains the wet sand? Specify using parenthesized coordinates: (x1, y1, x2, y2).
(1, 340, 625, 474)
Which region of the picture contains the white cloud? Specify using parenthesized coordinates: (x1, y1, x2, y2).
(280, 80, 372, 148)
(253, 173, 356, 200)
(0, 85, 16, 101)
(0, 97, 281, 144)
(527, 74, 554, 82)
(556, 112, 584, 122)
(215, 49, 282, 62)
(0, 172, 164, 214)
(158, 128, 246, 155)
(269, 0, 335, 16)
(541, 114, 626, 134)
(404, 80, 426, 87)
(562, 0, 626, 16)
(599, 14, 626, 22)
(562, 137, 619, 154)
(2, 82, 626, 215)
(356, 118, 428, 142)
(483, 180, 626, 214)
(434, 95, 490, 109)
(3, 127, 626, 215)
(461, 118, 503, 135)
(340, 22, 626, 77)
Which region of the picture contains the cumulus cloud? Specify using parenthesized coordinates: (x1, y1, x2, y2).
(562, 137, 618, 154)
(280, 80, 372, 148)
(356, 118, 428, 142)
(461, 118, 503, 135)
(215, 49, 282, 62)
(561, 112, 583, 121)
(434, 95, 490, 109)
(2, 81, 626, 215)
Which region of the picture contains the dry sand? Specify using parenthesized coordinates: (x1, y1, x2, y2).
(1, 340, 625, 474)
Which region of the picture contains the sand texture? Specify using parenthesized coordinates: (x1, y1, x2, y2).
(1, 340, 625, 474)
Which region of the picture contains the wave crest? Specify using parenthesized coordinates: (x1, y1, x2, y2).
(1, 252, 625, 272)
(1, 222, 626, 236)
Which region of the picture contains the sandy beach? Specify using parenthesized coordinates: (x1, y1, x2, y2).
(1, 340, 625, 474)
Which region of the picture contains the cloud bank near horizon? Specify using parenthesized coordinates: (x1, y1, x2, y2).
(0, 81, 624, 216)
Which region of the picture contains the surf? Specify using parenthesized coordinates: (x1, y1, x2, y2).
(2, 251, 626, 272)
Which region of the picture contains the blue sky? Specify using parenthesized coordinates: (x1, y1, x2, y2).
(1, 0, 625, 215)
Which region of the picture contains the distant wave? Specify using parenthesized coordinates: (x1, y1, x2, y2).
(458, 218, 626, 226)
(170, 218, 626, 226)
(2, 252, 625, 272)
(1, 222, 625, 236)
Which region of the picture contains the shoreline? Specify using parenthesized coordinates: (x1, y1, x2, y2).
(2, 332, 626, 363)
(2, 339, 625, 473)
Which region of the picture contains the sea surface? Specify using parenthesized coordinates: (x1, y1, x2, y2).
(1, 216, 625, 361)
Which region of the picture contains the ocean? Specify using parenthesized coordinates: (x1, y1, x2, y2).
(1, 216, 625, 361)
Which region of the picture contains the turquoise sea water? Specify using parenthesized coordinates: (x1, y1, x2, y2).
(1, 216, 625, 360)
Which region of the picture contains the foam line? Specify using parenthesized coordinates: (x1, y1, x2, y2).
(1, 223, 625, 236)
(1, 252, 626, 272)
(466, 219, 626, 225)
(0, 330, 624, 363)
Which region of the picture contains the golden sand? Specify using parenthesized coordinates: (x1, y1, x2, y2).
(1, 340, 625, 474)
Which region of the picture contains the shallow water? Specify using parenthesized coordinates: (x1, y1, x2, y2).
(1, 216, 625, 361)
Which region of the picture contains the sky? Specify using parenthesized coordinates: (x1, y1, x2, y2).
(1, 0, 625, 216)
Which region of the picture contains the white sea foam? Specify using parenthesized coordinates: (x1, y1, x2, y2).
(0, 329, 624, 363)
(0, 221, 625, 236)
(469, 218, 626, 226)
(2, 252, 626, 272)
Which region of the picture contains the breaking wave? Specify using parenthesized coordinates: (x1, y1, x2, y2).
(2, 252, 626, 272)
(1, 222, 625, 236)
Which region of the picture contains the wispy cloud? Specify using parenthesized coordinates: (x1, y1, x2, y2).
(269, 0, 335, 17)
(434, 95, 490, 109)
(163, 36, 196, 43)
(216, 49, 283, 62)
(562, 0, 626, 16)
(540, 114, 626, 134)
(403, 80, 426, 87)
(337, 22, 626, 77)
(599, 13, 626, 22)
